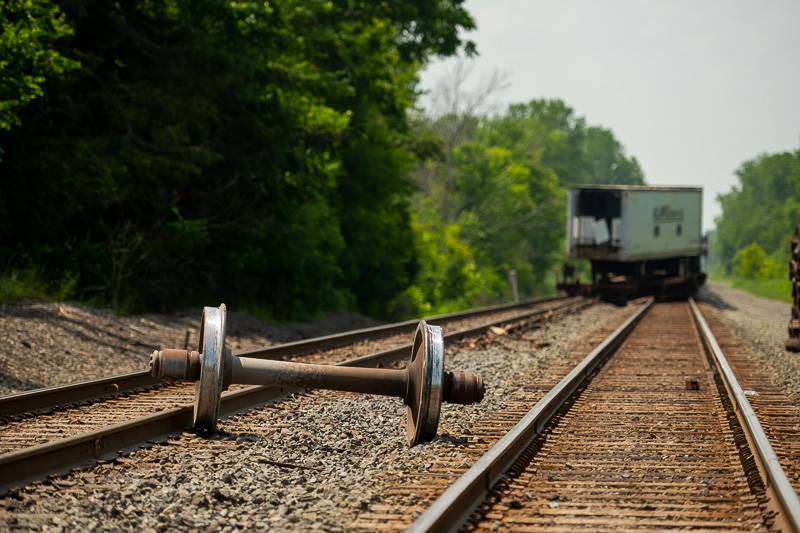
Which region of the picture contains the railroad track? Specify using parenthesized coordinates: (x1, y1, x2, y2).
(0, 295, 585, 493)
(0, 295, 567, 418)
(5, 296, 797, 531)
(355, 300, 800, 532)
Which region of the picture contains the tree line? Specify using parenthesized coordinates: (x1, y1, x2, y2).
(400, 98, 643, 315)
(1, 0, 644, 319)
(713, 144, 800, 280)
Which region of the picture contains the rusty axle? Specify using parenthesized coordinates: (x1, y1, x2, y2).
(150, 349, 484, 405)
(148, 304, 485, 446)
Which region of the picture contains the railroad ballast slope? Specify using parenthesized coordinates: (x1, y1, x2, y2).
(0, 301, 377, 395)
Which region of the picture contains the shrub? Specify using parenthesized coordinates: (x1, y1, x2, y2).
(732, 243, 784, 279)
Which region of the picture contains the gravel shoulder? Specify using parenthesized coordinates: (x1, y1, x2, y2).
(0, 300, 635, 531)
(0, 301, 377, 395)
(698, 282, 800, 406)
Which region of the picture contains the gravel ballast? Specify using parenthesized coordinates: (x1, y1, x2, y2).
(0, 301, 573, 457)
(0, 301, 634, 531)
(699, 282, 800, 406)
(0, 301, 376, 395)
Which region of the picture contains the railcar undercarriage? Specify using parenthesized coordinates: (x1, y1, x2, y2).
(557, 259, 706, 305)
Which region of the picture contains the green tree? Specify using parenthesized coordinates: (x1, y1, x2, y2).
(508, 99, 645, 186)
(391, 215, 502, 317)
(0, 0, 475, 317)
(716, 146, 800, 275)
(732, 243, 782, 279)
(453, 122, 564, 294)
(404, 94, 644, 314)
(0, 0, 78, 133)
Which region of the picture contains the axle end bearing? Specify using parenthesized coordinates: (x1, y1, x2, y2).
(150, 349, 202, 381)
(443, 371, 485, 405)
(150, 305, 227, 435)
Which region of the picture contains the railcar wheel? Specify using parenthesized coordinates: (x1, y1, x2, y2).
(194, 304, 227, 435)
(405, 320, 444, 446)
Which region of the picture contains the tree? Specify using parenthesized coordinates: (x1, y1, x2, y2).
(422, 59, 509, 221)
(404, 88, 646, 315)
(0, 0, 476, 318)
(732, 243, 782, 279)
(715, 146, 800, 275)
(0, 0, 78, 134)
(508, 99, 645, 186)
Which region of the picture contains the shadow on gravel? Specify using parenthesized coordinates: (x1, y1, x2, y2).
(209, 429, 265, 444)
(697, 287, 737, 310)
(0, 372, 43, 393)
(434, 434, 472, 447)
(0, 303, 147, 350)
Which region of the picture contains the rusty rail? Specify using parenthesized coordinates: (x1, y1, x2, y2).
(408, 298, 653, 532)
(410, 300, 800, 532)
(0, 295, 566, 418)
(690, 298, 800, 531)
(0, 297, 584, 495)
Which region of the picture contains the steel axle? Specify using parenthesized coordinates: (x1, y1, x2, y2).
(149, 304, 485, 446)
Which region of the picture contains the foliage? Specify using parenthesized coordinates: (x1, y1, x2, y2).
(0, 0, 474, 318)
(404, 99, 641, 314)
(0, 268, 77, 303)
(730, 277, 793, 303)
(389, 215, 503, 318)
(0, 2, 645, 320)
(715, 145, 800, 277)
(732, 243, 783, 279)
(0, 0, 79, 133)
(508, 100, 645, 186)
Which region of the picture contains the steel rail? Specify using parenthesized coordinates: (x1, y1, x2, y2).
(0, 297, 585, 495)
(0, 295, 567, 418)
(689, 298, 800, 532)
(408, 298, 654, 533)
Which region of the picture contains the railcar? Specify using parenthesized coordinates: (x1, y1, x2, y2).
(559, 185, 706, 302)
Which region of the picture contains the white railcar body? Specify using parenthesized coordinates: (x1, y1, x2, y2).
(567, 185, 703, 263)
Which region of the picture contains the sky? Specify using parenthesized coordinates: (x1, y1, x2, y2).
(419, 0, 800, 231)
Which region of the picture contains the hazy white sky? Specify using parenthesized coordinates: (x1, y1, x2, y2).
(419, 0, 800, 231)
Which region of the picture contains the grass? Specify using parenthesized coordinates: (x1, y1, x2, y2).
(711, 274, 793, 303)
(0, 269, 77, 304)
